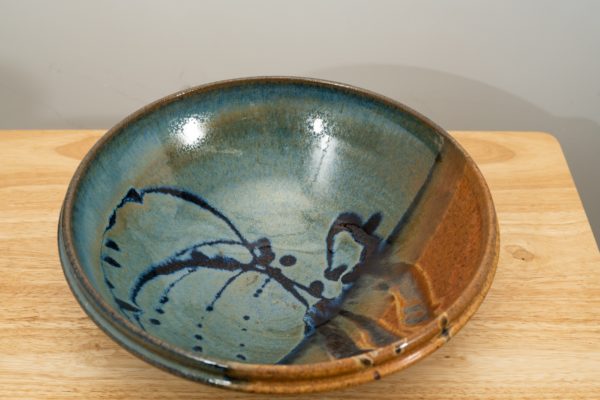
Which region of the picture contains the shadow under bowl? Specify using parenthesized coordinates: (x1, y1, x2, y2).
(58, 77, 499, 393)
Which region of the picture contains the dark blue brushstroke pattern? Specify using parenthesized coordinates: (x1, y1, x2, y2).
(101, 186, 388, 362)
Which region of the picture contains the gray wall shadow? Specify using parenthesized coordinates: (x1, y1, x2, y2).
(310, 65, 599, 247)
(0, 65, 133, 129)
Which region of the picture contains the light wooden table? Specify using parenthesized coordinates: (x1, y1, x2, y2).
(1, 131, 598, 399)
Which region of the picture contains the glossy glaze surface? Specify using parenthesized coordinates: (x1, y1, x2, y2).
(59, 78, 498, 392)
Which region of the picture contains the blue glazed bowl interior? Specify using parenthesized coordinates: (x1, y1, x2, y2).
(69, 80, 443, 365)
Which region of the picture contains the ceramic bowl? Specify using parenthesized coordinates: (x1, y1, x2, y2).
(58, 77, 498, 393)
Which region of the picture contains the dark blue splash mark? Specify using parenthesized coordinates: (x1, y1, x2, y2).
(133, 314, 145, 330)
(105, 188, 144, 232)
(105, 239, 120, 251)
(193, 346, 203, 352)
(143, 187, 248, 245)
(115, 297, 141, 313)
(194, 334, 203, 340)
(253, 277, 271, 297)
(152, 268, 196, 309)
(101, 185, 395, 361)
(204, 270, 245, 312)
(386, 151, 441, 245)
(279, 255, 296, 266)
(323, 212, 382, 285)
(103, 256, 122, 268)
(236, 354, 246, 361)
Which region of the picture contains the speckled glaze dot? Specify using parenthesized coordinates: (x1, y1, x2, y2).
(279, 255, 297, 267)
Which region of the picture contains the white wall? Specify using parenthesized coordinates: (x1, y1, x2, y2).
(1, 0, 598, 245)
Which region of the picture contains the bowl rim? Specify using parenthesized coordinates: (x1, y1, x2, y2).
(59, 76, 499, 391)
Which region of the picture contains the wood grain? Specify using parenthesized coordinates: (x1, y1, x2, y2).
(0, 130, 598, 399)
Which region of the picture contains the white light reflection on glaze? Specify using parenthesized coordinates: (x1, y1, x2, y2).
(176, 116, 208, 147)
(313, 118, 324, 134)
(309, 115, 337, 188)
